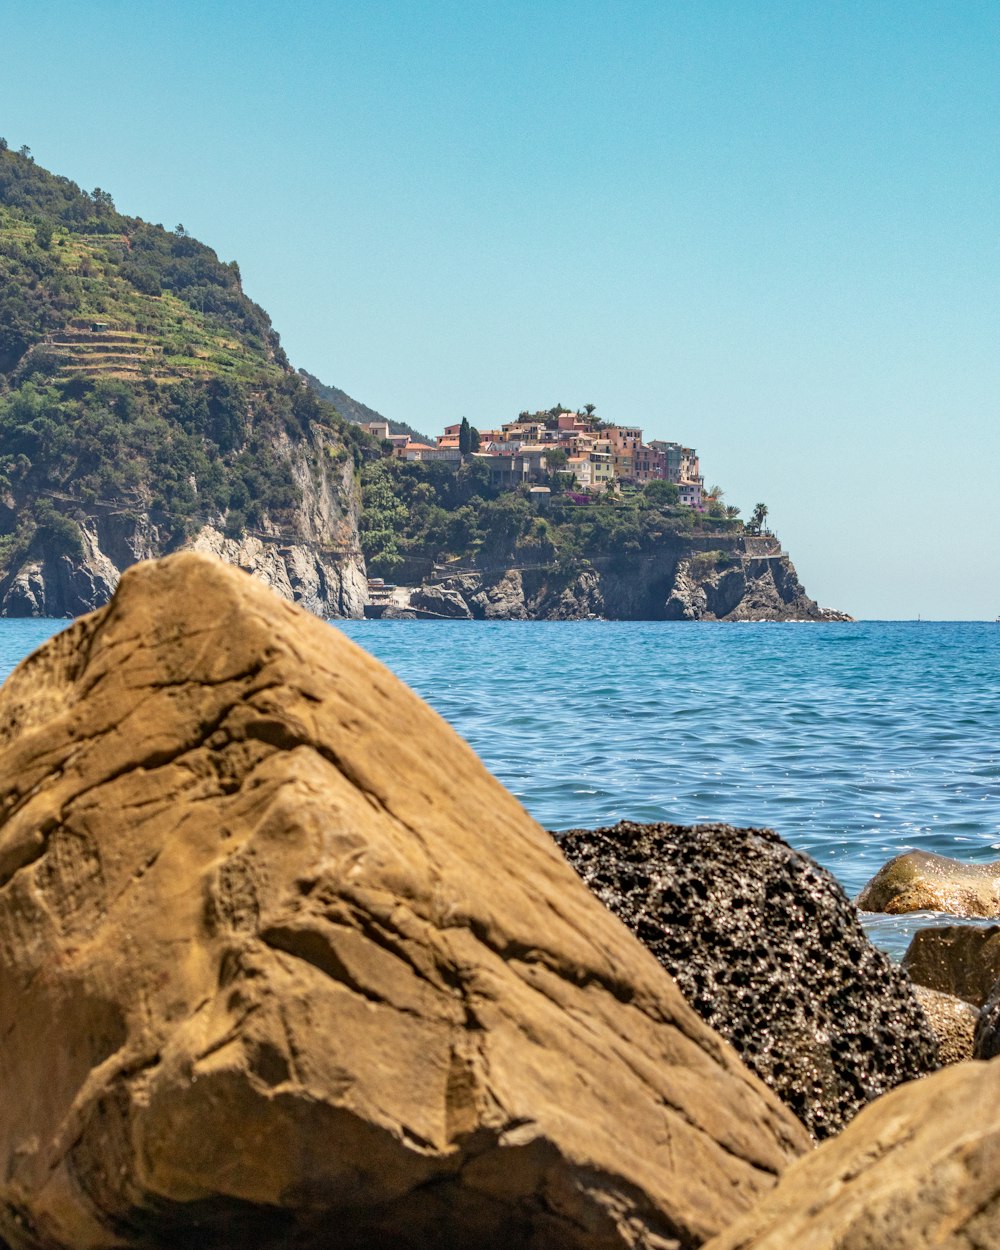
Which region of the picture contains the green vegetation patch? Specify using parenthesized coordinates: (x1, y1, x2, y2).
(360, 457, 742, 579)
(0, 143, 382, 578)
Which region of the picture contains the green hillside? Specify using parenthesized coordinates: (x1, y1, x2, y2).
(0, 143, 374, 569)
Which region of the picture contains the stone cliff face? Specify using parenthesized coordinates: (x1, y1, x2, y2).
(0, 424, 368, 619)
(394, 537, 849, 622)
(664, 550, 850, 622)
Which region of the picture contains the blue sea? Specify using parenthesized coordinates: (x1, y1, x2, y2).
(2, 618, 997, 958)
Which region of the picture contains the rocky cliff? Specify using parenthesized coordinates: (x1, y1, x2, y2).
(393, 537, 849, 622)
(0, 422, 368, 620)
(0, 146, 371, 620)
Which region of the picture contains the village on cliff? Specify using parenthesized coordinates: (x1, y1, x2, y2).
(362, 406, 707, 504)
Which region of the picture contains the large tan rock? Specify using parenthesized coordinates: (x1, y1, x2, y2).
(703, 1058, 1000, 1250)
(0, 553, 809, 1250)
(856, 850, 1000, 917)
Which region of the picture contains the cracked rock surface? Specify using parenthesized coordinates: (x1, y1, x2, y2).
(557, 822, 938, 1140)
(0, 554, 808, 1250)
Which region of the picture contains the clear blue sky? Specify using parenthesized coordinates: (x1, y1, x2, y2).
(3, 1, 999, 618)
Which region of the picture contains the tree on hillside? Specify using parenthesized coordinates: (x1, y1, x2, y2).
(583, 403, 597, 416)
(459, 417, 471, 454)
(725, 504, 741, 519)
(92, 188, 115, 214)
(469, 426, 481, 452)
(643, 479, 679, 506)
(749, 502, 769, 534)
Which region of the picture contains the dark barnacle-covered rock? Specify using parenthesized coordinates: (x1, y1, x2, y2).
(556, 820, 938, 1139)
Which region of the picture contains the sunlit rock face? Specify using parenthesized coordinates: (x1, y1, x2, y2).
(857, 849, 1000, 918)
(0, 553, 808, 1250)
(703, 1059, 1000, 1250)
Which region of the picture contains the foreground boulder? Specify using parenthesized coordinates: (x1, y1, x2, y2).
(0, 554, 809, 1250)
(856, 850, 1000, 917)
(702, 1058, 1000, 1250)
(558, 821, 938, 1139)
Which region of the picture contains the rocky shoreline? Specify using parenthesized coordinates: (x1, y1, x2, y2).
(377, 539, 851, 622)
(0, 553, 982, 1250)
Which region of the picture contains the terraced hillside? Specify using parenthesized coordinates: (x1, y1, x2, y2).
(0, 145, 375, 617)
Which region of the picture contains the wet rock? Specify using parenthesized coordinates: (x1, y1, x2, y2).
(913, 986, 977, 1064)
(703, 1059, 1000, 1250)
(902, 923, 1000, 1003)
(557, 820, 938, 1140)
(856, 850, 1000, 917)
(378, 604, 419, 619)
(0, 554, 809, 1250)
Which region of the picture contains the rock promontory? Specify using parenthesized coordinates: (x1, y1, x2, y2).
(0, 146, 370, 620)
(0, 553, 809, 1250)
(386, 541, 849, 622)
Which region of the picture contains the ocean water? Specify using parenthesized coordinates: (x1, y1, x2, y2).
(1, 618, 997, 958)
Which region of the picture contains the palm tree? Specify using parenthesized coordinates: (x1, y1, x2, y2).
(749, 502, 769, 534)
(725, 505, 741, 519)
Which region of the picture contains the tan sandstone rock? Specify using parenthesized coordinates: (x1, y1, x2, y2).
(912, 986, 977, 1065)
(703, 1057, 1000, 1250)
(0, 553, 809, 1250)
(856, 850, 1000, 918)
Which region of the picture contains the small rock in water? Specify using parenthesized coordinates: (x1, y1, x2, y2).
(557, 820, 938, 1140)
(856, 850, 1000, 918)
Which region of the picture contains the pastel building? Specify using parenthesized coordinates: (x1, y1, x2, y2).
(606, 426, 643, 481)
